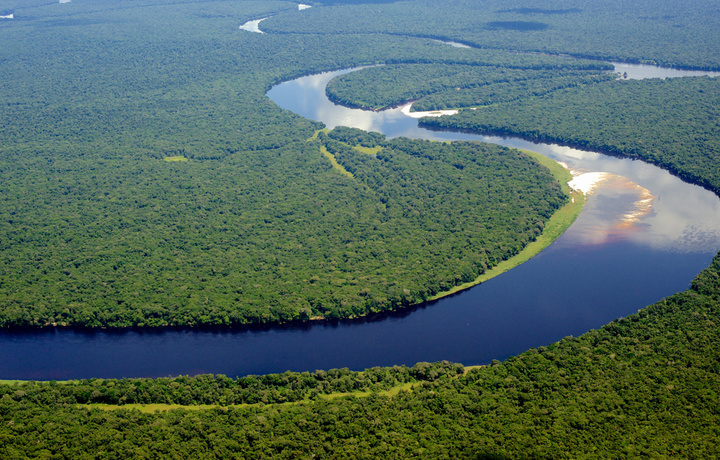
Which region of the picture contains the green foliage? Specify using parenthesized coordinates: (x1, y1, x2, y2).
(326, 63, 613, 111)
(422, 77, 720, 194)
(265, 0, 720, 70)
(0, 1, 568, 327)
(0, 125, 564, 327)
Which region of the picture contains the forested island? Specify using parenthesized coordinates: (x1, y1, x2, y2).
(2, 0, 720, 457)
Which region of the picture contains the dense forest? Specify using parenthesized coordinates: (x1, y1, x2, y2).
(2, 255, 719, 457)
(325, 63, 613, 111)
(0, 121, 565, 327)
(0, 0, 572, 328)
(2, 0, 720, 457)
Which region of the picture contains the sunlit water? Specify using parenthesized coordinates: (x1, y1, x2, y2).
(2, 66, 719, 380)
(612, 62, 720, 79)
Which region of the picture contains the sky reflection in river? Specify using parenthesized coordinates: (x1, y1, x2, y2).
(2, 63, 719, 380)
(611, 62, 720, 79)
(269, 69, 720, 256)
(566, 175, 655, 247)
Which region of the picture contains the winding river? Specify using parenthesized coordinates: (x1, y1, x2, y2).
(2, 64, 719, 380)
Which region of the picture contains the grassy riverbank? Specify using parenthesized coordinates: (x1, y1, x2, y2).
(318, 125, 583, 305)
(76, 382, 421, 414)
(428, 149, 583, 301)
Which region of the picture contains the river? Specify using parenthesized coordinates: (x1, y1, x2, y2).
(1, 64, 719, 380)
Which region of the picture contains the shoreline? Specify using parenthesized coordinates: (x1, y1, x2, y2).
(307, 126, 583, 308)
(427, 148, 584, 301)
(419, 122, 719, 196)
(0, 136, 583, 333)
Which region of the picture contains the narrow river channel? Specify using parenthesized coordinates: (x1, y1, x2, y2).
(1, 65, 719, 380)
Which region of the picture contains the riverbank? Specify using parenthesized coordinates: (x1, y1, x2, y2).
(307, 127, 583, 307)
(428, 149, 583, 301)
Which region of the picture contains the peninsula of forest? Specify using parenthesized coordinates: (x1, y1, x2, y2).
(1, 0, 720, 457)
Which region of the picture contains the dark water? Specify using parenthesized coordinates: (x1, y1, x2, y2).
(2, 67, 719, 380)
(0, 242, 711, 380)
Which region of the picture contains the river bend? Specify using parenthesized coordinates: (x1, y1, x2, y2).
(1, 65, 719, 380)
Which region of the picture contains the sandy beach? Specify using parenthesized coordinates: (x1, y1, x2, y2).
(400, 103, 459, 118)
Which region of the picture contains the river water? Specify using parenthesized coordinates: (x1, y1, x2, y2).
(2, 64, 719, 380)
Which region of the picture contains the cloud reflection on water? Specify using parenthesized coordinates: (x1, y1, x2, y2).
(269, 69, 720, 256)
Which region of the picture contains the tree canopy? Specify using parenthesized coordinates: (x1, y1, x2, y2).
(1, 0, 720, 457)
(0, 1, 568, 328)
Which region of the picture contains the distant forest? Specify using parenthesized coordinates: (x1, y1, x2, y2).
(1, 0, 720, 457)
(0, 1, 573, 328)
(326, 63, 613, 111)
(265, 0, 720, 70)
(422, 76, 720, 195)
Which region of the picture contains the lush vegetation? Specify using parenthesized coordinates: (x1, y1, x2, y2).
(0, 0, 571, 328)
(265, 0, 720, 70)
(325, 63, 613, 111)
(2, 255, 720, 457)
(422, 77, 720, 194)
(0, 121, 565, 327)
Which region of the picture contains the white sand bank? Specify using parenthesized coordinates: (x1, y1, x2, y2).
(400, 103, 458, 118)
(239, 18, 267, 33)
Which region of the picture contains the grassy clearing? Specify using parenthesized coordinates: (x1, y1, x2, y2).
(462, 365, 485, 374)
(163, 156, 188, 162)
(308, 129, 356, 178)
(322, 382, 417, 400)
(353, 145, 383, 155)
(77, 382, 421, 413)
(307, 129, 325, 141)
(319, 145, 354, 179)
(428, 149, 584, 301)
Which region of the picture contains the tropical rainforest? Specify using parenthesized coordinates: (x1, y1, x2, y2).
(1, 0, 720, 457)
(0, 0, 588, 328)
(2, 258, 719, 457)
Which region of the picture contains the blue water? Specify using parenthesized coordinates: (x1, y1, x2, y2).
(0, 241, 709, 380)
(1, 65, 719, 380)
